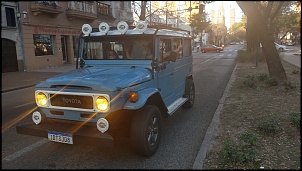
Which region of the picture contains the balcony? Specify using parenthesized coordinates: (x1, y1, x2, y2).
(97, 8, 114, 19)
(66, 1, 97, 21)
(30, 1, 63, 18)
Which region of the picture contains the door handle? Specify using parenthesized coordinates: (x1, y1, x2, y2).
(170, 73, 174, 77)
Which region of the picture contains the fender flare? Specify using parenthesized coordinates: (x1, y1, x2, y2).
(123, 88, 160, 110)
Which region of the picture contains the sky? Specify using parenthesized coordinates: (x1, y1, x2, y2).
(205, 1, 244, 29)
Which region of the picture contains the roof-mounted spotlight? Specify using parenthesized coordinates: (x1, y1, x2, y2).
(136, 20, 148, 33)
(117, 21, 128, 34)
(82, 24, 92, 36)
(99, 22, 110, 35)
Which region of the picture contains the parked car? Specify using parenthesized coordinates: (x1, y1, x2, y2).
(285, 42, 295, 46)
(16, 21, 195, 157)
(274, 42, 286, 52)
(200, 44, 224, 53)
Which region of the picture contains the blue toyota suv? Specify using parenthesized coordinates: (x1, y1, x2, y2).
(17, 21, 195, 156)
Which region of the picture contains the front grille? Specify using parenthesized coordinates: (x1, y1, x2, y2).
(50, 94, 93, 109)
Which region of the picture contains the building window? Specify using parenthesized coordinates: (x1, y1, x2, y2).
(98, 2, 110, 15)
(5, 7, 16, 27)
(33, 34, 55, 56)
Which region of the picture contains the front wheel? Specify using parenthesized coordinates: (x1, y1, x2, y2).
(130, 105, 162, 156)
(182, 79, 195, 108)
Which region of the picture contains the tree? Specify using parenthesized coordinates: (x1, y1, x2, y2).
(237, 1, 287, 82)
(189, 13, 210, 45)
(228, 15, 247, 42)
(132, 1, 148, 22)
(271, 1, 301, 44)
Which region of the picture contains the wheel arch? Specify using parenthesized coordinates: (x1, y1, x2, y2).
(123, 88, 168, 117)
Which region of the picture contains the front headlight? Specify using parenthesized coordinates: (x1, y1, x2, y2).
(95, 96, 109, 112)
(36, 92, 48, 107)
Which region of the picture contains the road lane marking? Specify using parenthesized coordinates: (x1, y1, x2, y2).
(200, 58, 214, 64)
(14, 102, 35, 109)
(3, 139, 48, 161)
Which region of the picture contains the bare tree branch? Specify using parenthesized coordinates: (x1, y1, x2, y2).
(270, 1, 285, 22)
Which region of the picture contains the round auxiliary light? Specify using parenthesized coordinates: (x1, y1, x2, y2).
(99, 22, 110, 35)
(117, 21, 128, 34)
(96, 118, 109, 133)
(136, 20, 147, 33)
(32, 111, 42, 125)
(82, 24, 92, 36)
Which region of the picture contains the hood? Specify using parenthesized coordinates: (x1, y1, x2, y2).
(36, 66, 152, 91)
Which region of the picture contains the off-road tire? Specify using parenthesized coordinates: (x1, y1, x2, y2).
(130, 105, 162, 156)
(182, 79, 195, 108)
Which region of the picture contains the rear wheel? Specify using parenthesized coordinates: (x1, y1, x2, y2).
(278, 48, 284, 52)
(130, 105, 162, 156)
(183, 79, 195, 108)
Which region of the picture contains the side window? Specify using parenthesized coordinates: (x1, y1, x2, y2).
(173, 38, 183, 59)
(158, 38, 171, 62)
(183, 38, 191, 57)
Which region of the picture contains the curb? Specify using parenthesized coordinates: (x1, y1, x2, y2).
(192, 64, 237, 169)
(1, 84, 36, 93)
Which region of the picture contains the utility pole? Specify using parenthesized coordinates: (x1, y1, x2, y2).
(165, 1, 168, 26)
(149, 1, 152, 25)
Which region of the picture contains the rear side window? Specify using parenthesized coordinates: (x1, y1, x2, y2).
(183, 38, 192, 57)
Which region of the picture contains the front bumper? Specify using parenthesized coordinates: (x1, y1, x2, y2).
(16, 122, 114, 147)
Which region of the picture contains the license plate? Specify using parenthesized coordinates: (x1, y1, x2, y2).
(48, 131, 73, 144)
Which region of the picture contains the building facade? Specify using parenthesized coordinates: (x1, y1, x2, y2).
(4, 1, 133, 72)
(1, 1, 24, 72)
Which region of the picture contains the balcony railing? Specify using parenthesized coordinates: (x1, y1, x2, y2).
(66, 1, 97, 20)
(30, 1, 63, 18)
(97, 2, 113, 19)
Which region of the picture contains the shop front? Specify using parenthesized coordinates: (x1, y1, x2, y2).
(22, 24, 81, 70)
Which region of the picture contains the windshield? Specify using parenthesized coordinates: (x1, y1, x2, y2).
(82, 36, 154, 60)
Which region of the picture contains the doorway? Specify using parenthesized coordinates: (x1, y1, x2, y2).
(61, 36, 68, 63)
(2, 38, 18, 73)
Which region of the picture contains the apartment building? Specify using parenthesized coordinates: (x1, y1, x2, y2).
(2, 1, 133, 72)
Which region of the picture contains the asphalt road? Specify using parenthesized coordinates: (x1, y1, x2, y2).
(1, 45, 240, 169)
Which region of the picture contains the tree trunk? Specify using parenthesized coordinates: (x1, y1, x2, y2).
(259, 28, 287, 82)
(237, 1, 287, 82)
(139, 1, 147, 21)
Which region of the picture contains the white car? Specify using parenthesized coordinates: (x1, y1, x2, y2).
(260, 43, 286, 52)
(274, 42, 286, 52)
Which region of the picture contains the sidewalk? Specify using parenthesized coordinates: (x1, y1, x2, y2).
(1, 47, 300, 93)
(1, 63, 77, 93)
(280, 45, 301, 68)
